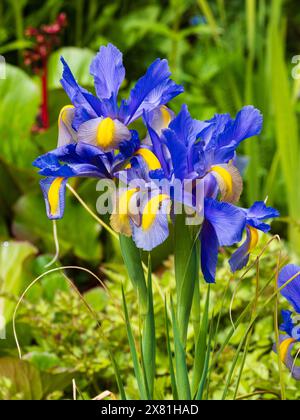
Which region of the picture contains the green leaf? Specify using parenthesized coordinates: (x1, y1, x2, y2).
(0, 40, 33, 54)
(0, 357, 43, 400)
(142, 256, 156, 398)
(192, 285, 210, 396)
(164, 298, 178, 400)
(269, 13, 300, 251)
(174, 214, 199, 345)
(48, 47, 95, 90)
(0, 64, 40, 167)
(13, 191, 102, 262)
(195, 315, 214, 400)
(0, 241, 37, 323)
(121, 286, 148, 400)
(84, 287, 109, 312)
(24, 352, 61, 371)
(170, 297, 191, 400)
(119, 235, 148, 315)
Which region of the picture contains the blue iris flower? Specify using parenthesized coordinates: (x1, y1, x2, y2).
(33, 43, 183, 220)
(33, 43, 278, 285)
(142, 103, 266, 283)
(274, 265, 300, 380)
(60, 43, 183, 150)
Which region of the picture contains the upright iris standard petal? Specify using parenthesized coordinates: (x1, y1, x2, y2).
(60, 57, 102, 130)
(278, 265, 300, 313)
(163, 128, 189, 180)
(119, 59, 184, 125)
(213, 106, 263, 162)
(199, 106, 263, 165)
(40, 177, 68, 220)
(90, 43, 125, 101)
(169, 104, 208, 148)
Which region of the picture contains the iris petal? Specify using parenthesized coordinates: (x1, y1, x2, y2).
(90, 43, 125, 101)
(211, 163, 243, 203)
(200, 220, 219, 283)
(204, 198, 245, 247)
(40, 177, 68, 220)
(229, 225, 259, 272)
(120, 58, 183, 125)
(132, 194, 170, 251)
(274, 336, 300, 380)
(60, 57, 101, 129)
(278, 264, 300, 313)
(110, 188, 139, 236)
(57, 105, 77, 147)
(77, 117, 131, 152)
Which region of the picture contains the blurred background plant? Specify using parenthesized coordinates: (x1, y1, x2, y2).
(0, 0, 299, 400)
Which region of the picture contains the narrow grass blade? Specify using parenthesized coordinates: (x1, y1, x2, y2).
(195, 315, 214, 400)
(197, 0, 220, 43)
(174, 214, 199, 345)
(109, 352, 127, 400)
(268, 5, 300, 251)
(142, 256, 156, 398)
(192, 285, 210, 396)
(170, 297, 191, 400)
(191, 275, 201, 342)
(164, 298, 178, 400)
(121, 286, 148, 400)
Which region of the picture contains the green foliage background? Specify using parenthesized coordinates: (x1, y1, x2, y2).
(0, 0, 299, 400)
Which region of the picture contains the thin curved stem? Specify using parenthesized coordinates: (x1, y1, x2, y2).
(67, 183, 118, 239)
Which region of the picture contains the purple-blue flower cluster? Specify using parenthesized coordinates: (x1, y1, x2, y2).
(33, 43, 279, 283)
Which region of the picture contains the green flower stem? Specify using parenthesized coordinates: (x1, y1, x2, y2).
(174, 213, 200, 346)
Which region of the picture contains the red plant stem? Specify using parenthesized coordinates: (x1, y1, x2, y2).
(41, 58, 49, 129)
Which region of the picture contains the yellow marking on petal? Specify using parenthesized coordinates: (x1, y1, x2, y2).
(211, 165, 233, 196)
(110, 188, 139, 236)
(118, 188, 139, 215)
(58, 105, 74, 126)
(48, 177, 64, 216)
(96, 117, 115, 148)
(135, 148, 161, 170)
(142, 194, 169, 231)
(279, 338, 296, 363)
(160, 106, 172, 128)
(248, 225, 259, 252)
